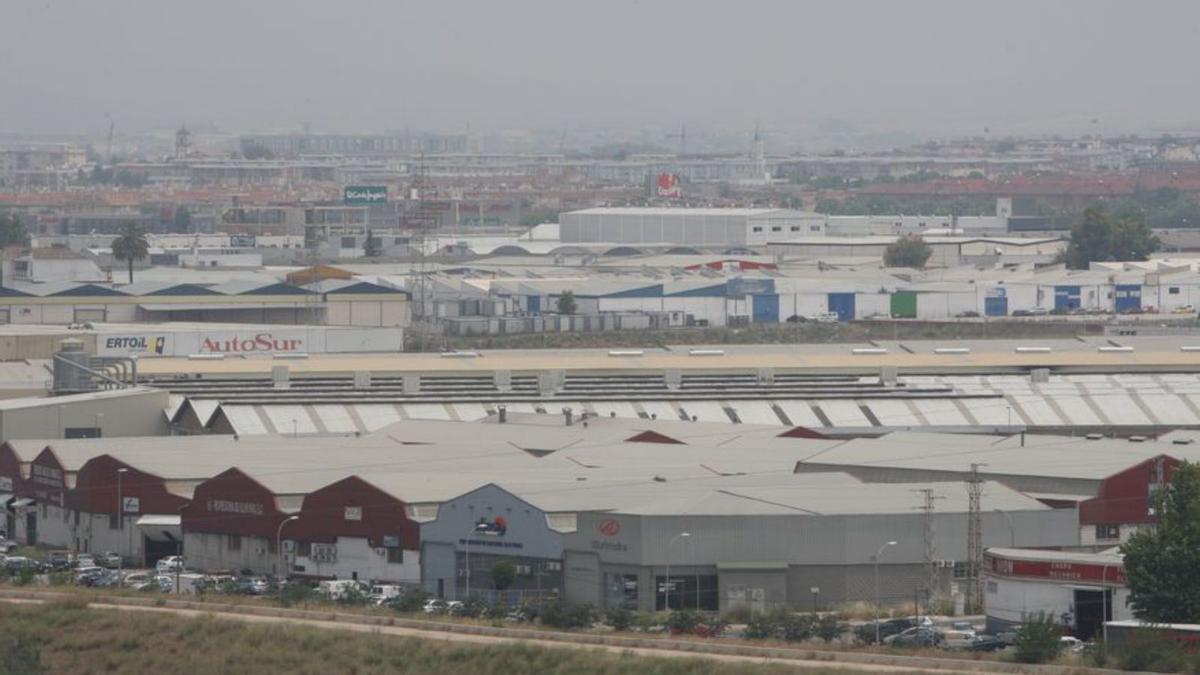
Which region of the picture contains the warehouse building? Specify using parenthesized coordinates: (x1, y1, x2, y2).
(559, 208, 825, 246)
(984, 548, 1128, 639)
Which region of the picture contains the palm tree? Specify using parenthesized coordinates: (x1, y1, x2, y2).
(112, 223, 149, 284)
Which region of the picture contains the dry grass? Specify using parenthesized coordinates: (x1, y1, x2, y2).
(0, 602, 923, 675)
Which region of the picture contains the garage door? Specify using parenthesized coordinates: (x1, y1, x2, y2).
(890, 292, 917, 318)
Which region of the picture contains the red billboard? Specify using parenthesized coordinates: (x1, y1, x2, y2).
(656, 173, 682, 198)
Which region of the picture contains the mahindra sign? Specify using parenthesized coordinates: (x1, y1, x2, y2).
(200, 332, 303, 354)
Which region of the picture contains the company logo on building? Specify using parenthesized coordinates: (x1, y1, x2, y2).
(475, 515, 507, 536)
(200, 333, 303, 354)
(597, 518, 621, 537)
(105, 336, 166, 354)
(207, 499, 264, 516)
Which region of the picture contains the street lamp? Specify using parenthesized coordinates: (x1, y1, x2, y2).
(276, 515, 299, 580)
(874, 540, 898, 645)
(663, 532, 690, 612)
(116, 468, 127, 585)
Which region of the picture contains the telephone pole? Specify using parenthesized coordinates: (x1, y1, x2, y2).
(914, 488, 945, 610)
(967, 463, 987, 614)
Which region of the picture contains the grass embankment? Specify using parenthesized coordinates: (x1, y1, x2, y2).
(419, 320, 1106, 351)
(0, 600, 896, 675)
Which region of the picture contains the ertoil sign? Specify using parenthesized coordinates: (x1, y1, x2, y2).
(343, 185, 388, 205)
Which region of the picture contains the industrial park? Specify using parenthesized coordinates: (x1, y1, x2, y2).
(4, 1, 1200, 673)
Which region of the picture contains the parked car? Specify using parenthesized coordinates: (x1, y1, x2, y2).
(73, 554, 96, 569)
(886, 627, 945, 648)
(423, 599, 448, 614)
(46, 551, 73, 569)
(0, 539, 16, 554)
(369, 584, 404, 606)
(955, 310, 980, 318)
(74, 565, 107, 586)
(121, 572, 156, 591)
(96, 551, 122, 569)
(1059, 636, 1085, 653)
(156, 556, 184, 574)
(317, 579, 369, 601)
(4, 556, 33, 572)
(1027, 307, 1050, 316)
(965, 635, 1009, 652)
(1173, 305, 1196, 315)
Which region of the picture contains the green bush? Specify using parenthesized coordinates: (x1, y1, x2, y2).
(1113, 629, 1190, 672)
(1013, 613, 1061, 664)
(47, 571, 73, 587)
(630, 611, 661, 632)
(666, 609, 703, 634)
(387, 590, 429, 613)
(778, 612, 816, 642)
(720, 605, 753, 625)
(604, 607, 633, 631)
(456, 596, 487, 618)
(744, 612, 778, 640)
(538, 599, 594, 630)
(277, 582, 314, 607)
(12, 567, 35, 587)
(335, 585, 369, 606)
(814, 614, 846, 643)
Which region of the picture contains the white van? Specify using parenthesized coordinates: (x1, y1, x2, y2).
(318, 579, 368, 601)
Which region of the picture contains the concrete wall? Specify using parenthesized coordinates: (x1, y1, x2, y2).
(183, 531, 278, 574)
(0, 389, 170, 440)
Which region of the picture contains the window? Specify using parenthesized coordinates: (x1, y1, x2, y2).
(73, 510, 79, 526)
(227, 534, 241, 551)
(340, 236, 356, 248)
(771, 226, 781, 232)
(751, 226, 763, 233)
(108, 513, 119, 530)
(64, 427, 102, 439)
(790, 226, 800, 232)
(1170, 287, 1180, 295)
(810, 225, 821, 231)
(987, 580, 999, 594)
(545, 560, 562, 572)
(1096, 524, 1120, 540)
(953, 561, 971, 579)
(655, 574, 718, 611)
(386, 548, 403, 564)
(296, 541, 312, 557)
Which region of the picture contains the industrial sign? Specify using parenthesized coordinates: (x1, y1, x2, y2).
(0, 476, 12, 492)
(122, 497, 140, 514)
(104, 336, 167, 355)
(200, 333, 303, 354)
(475, 515, 507, 536)
(597, 518, 621, 537)
(230, 234, 257, 248)
(381, 536, 400, 548)
(343, 185, 388, 205)
(656, 173, 682, 198)
(344, 506, 362, 521)
(207, 499, 264, 516)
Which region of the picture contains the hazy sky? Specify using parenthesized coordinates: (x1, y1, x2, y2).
(2, 0, 1199, 139)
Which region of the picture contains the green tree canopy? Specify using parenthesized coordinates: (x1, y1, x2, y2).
(490, 560, 516, 591)
(363, 229, 383, 257)
(112, 223, 149, 284)
(883, 235, 933, 268)
(1122, 461, 1200, 623)
(171, 206, 192, 234)
(1062, 205, 1160, 269)
(0, 213, 30, 248)
(556, 290, 577, 315)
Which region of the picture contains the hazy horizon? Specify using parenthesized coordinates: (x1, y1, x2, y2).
(3, 0, 1199, 141)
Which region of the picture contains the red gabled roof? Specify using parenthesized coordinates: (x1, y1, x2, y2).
(626, 430, 686, 445)
(777, 426, 831, 440)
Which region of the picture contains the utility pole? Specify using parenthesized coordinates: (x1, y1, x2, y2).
(967, 463, 987, 614)
(914, 488, 945, 611)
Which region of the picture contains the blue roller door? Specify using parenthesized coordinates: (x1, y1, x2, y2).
(984, 296, 1008, 316)
(1054, 285, 1081, 311)
(1114, 284, 1141, 313)
(527, 296, 541, 314)
(827, 293, 855, 321)
(752, 294, 780, 323)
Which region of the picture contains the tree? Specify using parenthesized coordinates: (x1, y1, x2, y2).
(490, 560, 516, 591)
(241, 143, 275, 160)
(111, 223, 149, 284)
(0, 212, 30, 247)
(883, 235, 933, 268)
(172, 206, 192, 234)
(1063, 205, 1160, 269)
(556, 290, 577, 315)
(363, 229, 383, 258)
(1122, 462, 1200, 623)
(1013, 612, 1062, 664)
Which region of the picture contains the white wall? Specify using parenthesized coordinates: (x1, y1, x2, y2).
(289, 537, 421, 585)
(986, 574, 1131, 628)
(183, 532, 279, 575)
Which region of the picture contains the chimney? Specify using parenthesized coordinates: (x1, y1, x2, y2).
(563, 407, 573, 426)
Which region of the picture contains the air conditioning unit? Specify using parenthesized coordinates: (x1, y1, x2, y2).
(255, 547, 265, 555)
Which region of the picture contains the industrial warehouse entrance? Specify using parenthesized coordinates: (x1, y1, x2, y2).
(1073, 588, 1111, 640)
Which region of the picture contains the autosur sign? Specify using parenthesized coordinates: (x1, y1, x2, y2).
(597, 518, 620, 537)
(200, 332, 303, 354)
(343, 185, 387, 205)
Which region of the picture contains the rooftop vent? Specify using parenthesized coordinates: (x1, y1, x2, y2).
(1085, 433, 1104, 440)
(1173, 438, 1195, 445)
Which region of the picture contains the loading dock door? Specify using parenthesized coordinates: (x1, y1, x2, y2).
(890, 291, 917, 319)
(527, 296, 541, 314)
(1054, 286, 1081, 311)
(1114, 285, 1141, 313)
(984, 296, 1008, 317)
(826, 293, 856, 322)
(751, 294, 779, 323)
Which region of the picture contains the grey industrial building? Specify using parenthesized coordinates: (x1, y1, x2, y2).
(559, 208, 825, 246)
